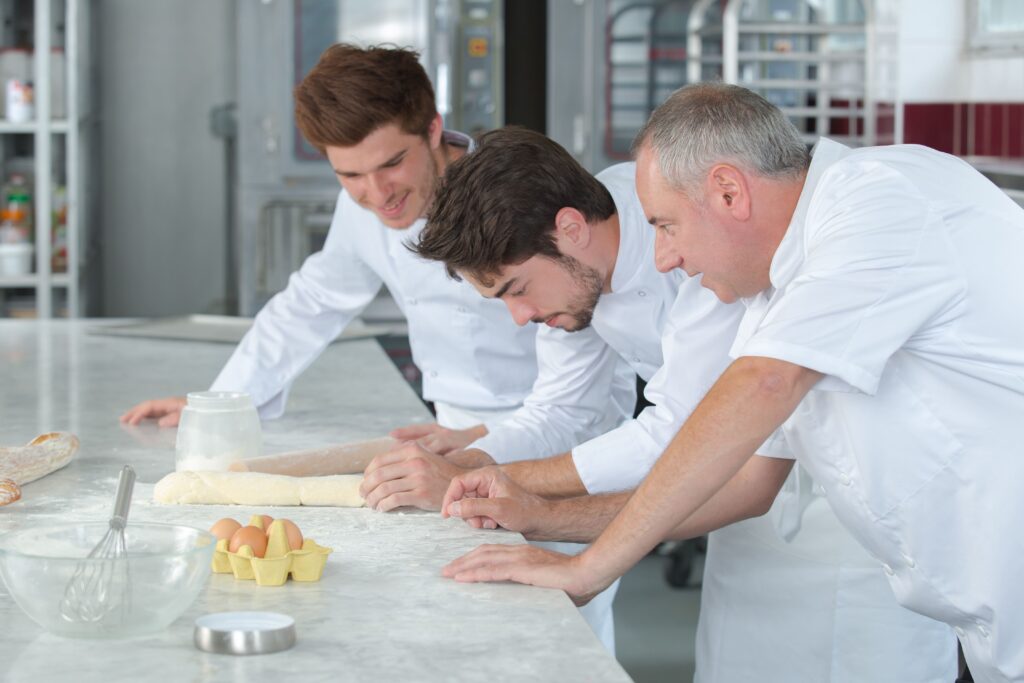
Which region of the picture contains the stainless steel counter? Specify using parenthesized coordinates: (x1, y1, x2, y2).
(0, 321, 629, 683)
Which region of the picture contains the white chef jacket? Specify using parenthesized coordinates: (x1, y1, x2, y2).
(498, 163, 955, 682)
(211, 131, 632, 443)
(732, 139, 1024, 682)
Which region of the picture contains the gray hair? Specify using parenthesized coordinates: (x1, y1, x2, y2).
(632, 83, 810, 197)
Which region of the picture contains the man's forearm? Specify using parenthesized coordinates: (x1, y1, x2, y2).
(579, 357, 821, 584)
(501, 453, 588, 497)
(527, 455, 793, 544)
(527, 492, 631, 543)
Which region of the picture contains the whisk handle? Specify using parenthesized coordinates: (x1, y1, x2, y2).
(111, 465, 136, 527)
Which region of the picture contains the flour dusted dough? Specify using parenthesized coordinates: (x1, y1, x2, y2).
(153, 471, 365, 507)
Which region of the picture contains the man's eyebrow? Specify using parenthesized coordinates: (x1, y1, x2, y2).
(334, 149, 407, 177)
(492, 277, 518, 299)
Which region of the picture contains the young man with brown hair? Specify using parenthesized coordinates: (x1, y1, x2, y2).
(120, 44, 633, 651)
(387, 126, 956, 682)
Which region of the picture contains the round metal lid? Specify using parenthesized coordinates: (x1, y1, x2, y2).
(194, 611, 297, 655)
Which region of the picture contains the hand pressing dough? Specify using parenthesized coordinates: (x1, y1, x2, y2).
(154, 471, 365, 507)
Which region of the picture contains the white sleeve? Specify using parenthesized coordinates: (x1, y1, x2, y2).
(572, 279, 747, 494)
(210, 195, 383, 419)
(470, 324, 635, 463)
(736, 162, 963, 396)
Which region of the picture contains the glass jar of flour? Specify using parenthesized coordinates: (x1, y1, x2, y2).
(175, 391, 261, 472)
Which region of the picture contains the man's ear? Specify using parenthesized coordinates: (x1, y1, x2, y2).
(707, 164, 751, 221)
(554, 207, 591, 253)
(427, 113, 444, 149)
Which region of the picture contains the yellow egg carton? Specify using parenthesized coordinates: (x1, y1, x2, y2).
(211, 515, 333, 587)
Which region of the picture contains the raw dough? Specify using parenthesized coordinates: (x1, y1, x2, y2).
(153, 471, 365, 507)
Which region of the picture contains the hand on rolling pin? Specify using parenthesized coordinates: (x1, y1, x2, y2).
(388, 422, 487, 455)
(440, 466, 551, 537)
(120, 396, 187, 428)
(442, 544, 605, 607)
(360, 442, 468, 512)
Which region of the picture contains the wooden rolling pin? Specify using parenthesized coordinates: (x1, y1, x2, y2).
(227, 437, 397, 476)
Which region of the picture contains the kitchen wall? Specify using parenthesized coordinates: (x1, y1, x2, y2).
(96, 0, 235, 316)
(898, 0, 1024, 157)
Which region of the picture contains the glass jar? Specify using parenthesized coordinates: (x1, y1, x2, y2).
(175, 391, 261, 472)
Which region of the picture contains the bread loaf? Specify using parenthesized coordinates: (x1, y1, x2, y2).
(0, 478, 21, 506)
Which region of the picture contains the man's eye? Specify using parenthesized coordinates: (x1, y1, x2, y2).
(512, 287, 526, 297)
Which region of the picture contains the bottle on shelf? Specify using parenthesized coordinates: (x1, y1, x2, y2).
(51, 184, 66, 272)
(3, 172, 32, 242)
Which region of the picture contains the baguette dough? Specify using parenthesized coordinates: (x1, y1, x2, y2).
(153, 470, 365, 507)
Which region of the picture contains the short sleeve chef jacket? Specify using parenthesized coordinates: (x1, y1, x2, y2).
(731, 139, 1024, 683)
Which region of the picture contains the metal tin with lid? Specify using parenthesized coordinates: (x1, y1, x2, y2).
(194, 611, 296, 655)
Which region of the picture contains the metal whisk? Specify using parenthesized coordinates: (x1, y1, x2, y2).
(59, 465, 136, 623)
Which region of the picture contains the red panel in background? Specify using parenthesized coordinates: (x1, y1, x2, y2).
(903, 102, 1024, 159)
(903, 103, 957, 154)
(1009, 103, 1024, 158)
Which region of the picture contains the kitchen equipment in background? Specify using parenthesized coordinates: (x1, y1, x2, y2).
(235, 0, 504, 316)
(194, 611, 297, 655)
(0, 521, 215, 638)
(176, 391, 262, 472)
(4, 77, 32, 122)
(0, 241, 31, 275)
(59, 464, 136, 623)
(548, 0, 889, 175)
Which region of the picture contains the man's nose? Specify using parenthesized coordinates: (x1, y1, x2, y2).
(506, 299, 536, 327)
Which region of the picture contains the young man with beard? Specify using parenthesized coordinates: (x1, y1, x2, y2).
(381, 126, 956, 682)
(119, 44, 635, 651)
(441, 84, 1024, 681)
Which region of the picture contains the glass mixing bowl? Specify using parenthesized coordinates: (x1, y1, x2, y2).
(0, 522, 215, 638)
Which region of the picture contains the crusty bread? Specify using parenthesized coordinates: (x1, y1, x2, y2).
(0, 432, 79, 485)
(0, 478, 21, 506)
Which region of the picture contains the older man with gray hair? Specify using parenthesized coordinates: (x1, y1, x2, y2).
(440, 83, 1024, 683)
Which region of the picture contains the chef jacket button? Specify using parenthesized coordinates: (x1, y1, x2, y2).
(978, 625, 989, 638)
(633, 357, 641, 364)
(882, 563, 894, 576)
(838, 472, 851, 486)
(637, 290, 647, 297)
(457, 306, 467, 313)
(408, 298, 418, 305)
(955, 626, 965, 638)
(901, 552, 916, 568)
(429, 371, 438, 378)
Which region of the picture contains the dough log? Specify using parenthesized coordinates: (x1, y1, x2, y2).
(153, 471, 365, 507)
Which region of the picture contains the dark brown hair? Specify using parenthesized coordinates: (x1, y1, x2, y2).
(413, 127, 616, 283)
(294, 44, 436, 153)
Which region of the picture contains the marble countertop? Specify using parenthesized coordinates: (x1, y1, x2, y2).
(0, 321, 629, 683)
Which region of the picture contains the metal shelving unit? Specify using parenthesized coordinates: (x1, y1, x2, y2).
(689, 0, 874, 147)
(0, 0, 91, 318)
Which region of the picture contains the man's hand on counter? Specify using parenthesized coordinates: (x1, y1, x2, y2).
(388, 422, 487, 455)
(362, 442, 474, 511)
(440, 466, 552, 537)
(119, 396, 187, 428)
(442, 544, 605, 607)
